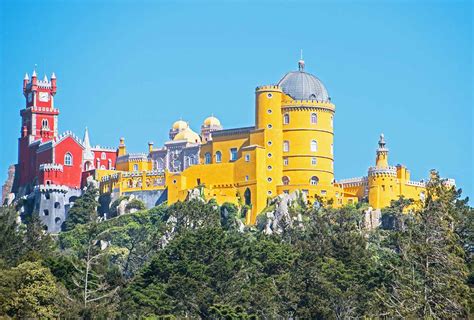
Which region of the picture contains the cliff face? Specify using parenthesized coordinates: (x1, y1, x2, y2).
(2, 165, 16, 205)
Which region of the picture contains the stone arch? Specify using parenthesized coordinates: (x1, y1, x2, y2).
(244, 188, 251, 206)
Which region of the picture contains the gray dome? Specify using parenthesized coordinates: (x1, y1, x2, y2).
(277, 63, 329, 102)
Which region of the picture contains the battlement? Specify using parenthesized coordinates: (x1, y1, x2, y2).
(256, 85, 282, 92)
(116, 153, 149, 163)
(34, 184, 71, 193)
(36, 79, 52, 89)
(282, 100, 335, 110)
(336, 176, 368, 186)
(92, 145, 116, 152)
(368, 166, 397, 177)
(406, 180, 426, 187)
(29, 106, 59, 114)
(39, 163, 64, 172)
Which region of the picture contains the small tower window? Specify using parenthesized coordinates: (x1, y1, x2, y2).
(311, 157, 317, 165)
(133, 164, 138, 171)
(42, 119, 49, 130)
(330, 116, 334, 128)
(64, 153, 73, 166)
(283, 157, 288, 166)
(282, 176, 290, 185)
(101, 152, 106, 160)
(310, 140, 318, 152)
(283, 113, 289, 125)
(215, 151, 222, 163)
(245, 154, 250, 162)
(331, 144, 334, 155)
(205, 152, 211, 164)
(311, 113, 317, 124)
(310, 176, 319, 185)
(283, 141, 289, 152)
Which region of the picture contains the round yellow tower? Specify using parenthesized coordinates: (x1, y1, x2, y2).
(368, 134, 397, 208)
(274, 59, 336, 201)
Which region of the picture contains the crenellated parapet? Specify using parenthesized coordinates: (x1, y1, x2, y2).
(336, 176, 368, 187)
(39, 163, 63, 172)
(255, 85, 282, 92)
(368, 166, 397, 177)
(34, 184, 70, 193)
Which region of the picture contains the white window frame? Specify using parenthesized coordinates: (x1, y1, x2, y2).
(64, 153, 73, 166)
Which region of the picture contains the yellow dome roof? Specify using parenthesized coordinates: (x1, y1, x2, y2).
(172, 120, 188, 130)
(203, 116, 221, 127)
(173, 127, 201, 143)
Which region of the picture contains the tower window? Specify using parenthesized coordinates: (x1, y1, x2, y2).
(311, 113, 317, 124)
(64, 153, 73, 166)
(267, 165, 272, 170)
(267, 177, 272, 182)
(41, 119, 49, 130)
(283, 157, 288, 166)
(230, 148, 238, 161)
(133, 164, 138, 171)
(310, 176, 319, 185)
(267, 124, 273, 129)
(282, 176, 290, 185)
(283, 113, 289, 125)
(205, 152, 211, 164)
(245, 154, 250, 162)
(101, 152, 106, 160)
(267, 109, 272, 114)
(283, 141, 289, 152)
(267, 93, 273, 99)
(54, 202, 60, 209)
(331, 144, 334, 155)
(215, 151, 222, 163)
(267, 153, 272, 158)
(311, 157, 317, 165)
(330, 116, 334, 128)
(267, 141, 272, 146)
(310, 140, 318, 152)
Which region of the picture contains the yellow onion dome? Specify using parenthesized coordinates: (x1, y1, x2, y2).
(173, 127, 201, 143)
(203, 116, 221, 127)
(172, 120, 188, 131)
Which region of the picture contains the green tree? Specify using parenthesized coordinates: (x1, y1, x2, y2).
(62, 186, 99, 232)
(0, 207, 24, 266)
(374, 172, 471, 318)
(0, 261, 66, 318)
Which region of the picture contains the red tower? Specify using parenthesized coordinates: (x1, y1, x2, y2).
(18, 70, 60, 187)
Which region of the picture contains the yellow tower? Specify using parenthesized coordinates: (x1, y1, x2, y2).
(368, 134, 397, 209)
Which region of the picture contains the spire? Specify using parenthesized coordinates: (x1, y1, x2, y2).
(24, 73, 29, 81)
(32, 64, 37, 77)
(83, 127, 91, 148)
(43, 74, 48, 81)
(375, 133, 389, 168)
(298, 49, 305, 71)
(51, 72, 56, 79)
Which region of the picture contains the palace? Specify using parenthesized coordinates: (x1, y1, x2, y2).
(4, 58, 455, 232)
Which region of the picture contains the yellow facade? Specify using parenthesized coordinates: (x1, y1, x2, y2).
(98, 58, 451, 223)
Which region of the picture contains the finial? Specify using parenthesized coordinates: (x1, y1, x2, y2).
(298, 49, 305, 72)
(24, 73, 29, 80)
(51, 72, 56, 79)
(32, 66, 37, 77)
(378, 133, 386, 148)
(43, 74, 48, 81)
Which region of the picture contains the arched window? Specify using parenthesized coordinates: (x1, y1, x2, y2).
(282, 176, 290, 185)
(133, 164, 138, 171)
(64, 153, 73, 166)
(215, 151, 222, 163)
(283, 140, 289, 152)
(310, 176, 319, 185)
(204, 152, 211, 164)
(310, 140, 318, 152)
(330, 116, 334, 128)
(42, 119, 49, 130)
(101, 152, 106, 160)
(311, 113, 317, 124)
(283, 113, 289, 124)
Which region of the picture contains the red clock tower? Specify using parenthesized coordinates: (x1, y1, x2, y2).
(18, 70, 59, 187)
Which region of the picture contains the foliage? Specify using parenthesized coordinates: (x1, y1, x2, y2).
(126, 198, 146, 211)
(62, 186, 99, 232)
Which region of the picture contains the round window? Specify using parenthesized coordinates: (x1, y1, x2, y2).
(267, 190, 272, 195)
(267, 93, 273, 98)
(267, 177, 272, 182)
(267, 165, 272, 170)
(267, 141, 272, 146)
(267, 109, 272, 114)
(267, 153, 272, 158)
(267, 124, 273, 129)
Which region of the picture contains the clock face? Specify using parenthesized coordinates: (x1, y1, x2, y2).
(39, 92, 49, 102)
(28, 93, 32, 103)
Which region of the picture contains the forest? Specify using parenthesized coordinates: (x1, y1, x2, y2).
(0, 172, 472, 319)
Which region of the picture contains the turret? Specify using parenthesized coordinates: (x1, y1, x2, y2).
(375, 133, 389, 168)
(148, 141, 154, 153)
(31, 69, 37, 91)
(51, 72, 57, 95)
(118, 137, 126, 156)
(23, 73, 29, 93)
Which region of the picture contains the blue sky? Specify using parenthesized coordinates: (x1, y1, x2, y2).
(0, 0, 472, 200)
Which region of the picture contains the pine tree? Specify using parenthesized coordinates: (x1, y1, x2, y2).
(62, 186, 99, 232)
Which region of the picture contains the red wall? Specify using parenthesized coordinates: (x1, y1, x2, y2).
(54, 136, 84, 188)
(92, 150, 117, 170)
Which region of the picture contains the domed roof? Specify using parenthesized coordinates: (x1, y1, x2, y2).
(203, 115, 221, 127)
(172, 120, 188, 131)
(173, 127, 201, 143)
(277, 60, 329, 102)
